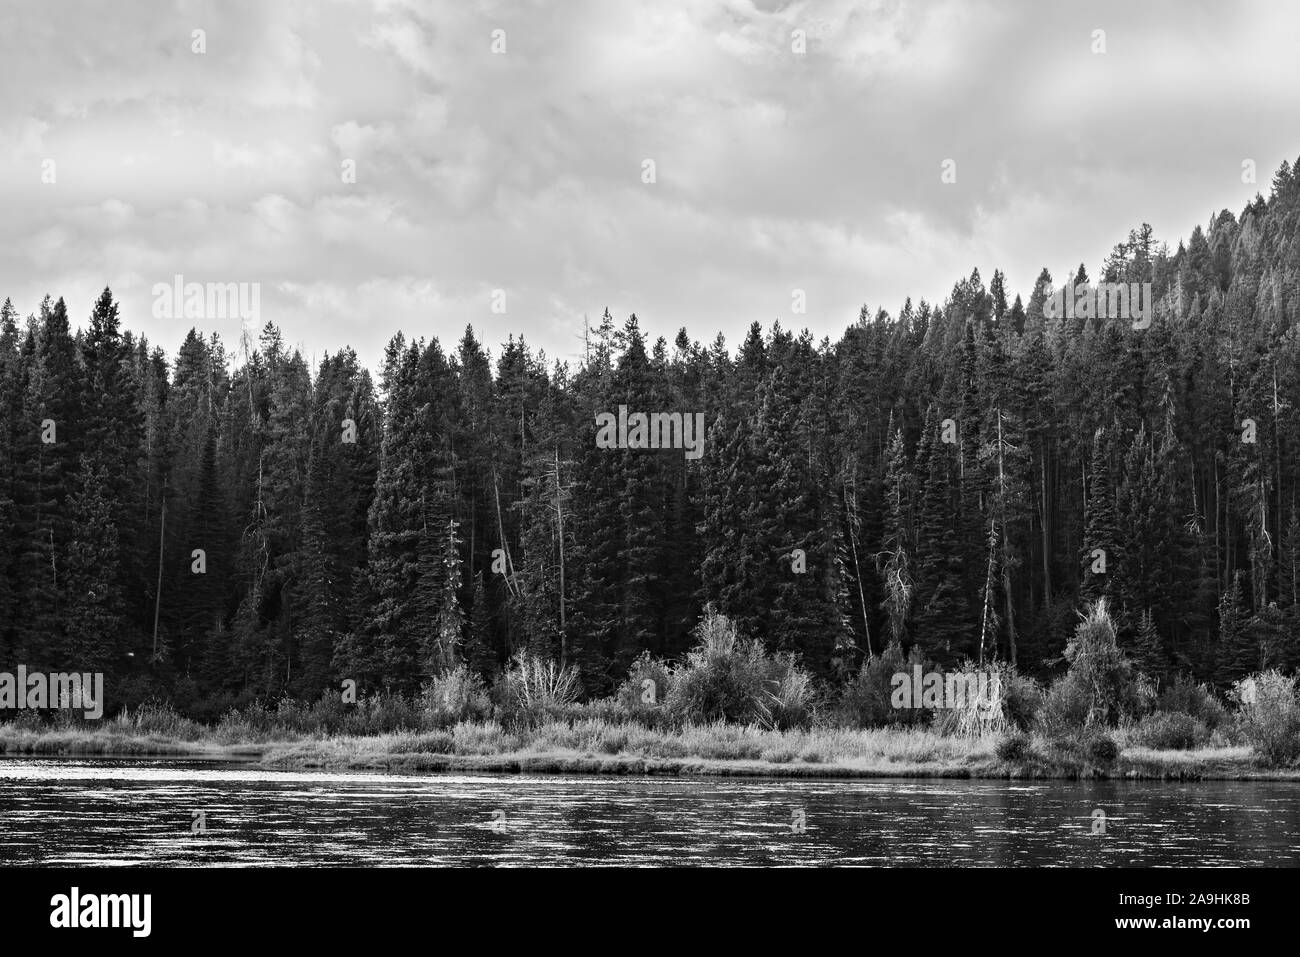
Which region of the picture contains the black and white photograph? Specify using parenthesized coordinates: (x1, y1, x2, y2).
(0, 0, 1292, 941)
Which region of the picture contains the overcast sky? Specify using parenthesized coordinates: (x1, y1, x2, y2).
(1, 0, 1297, 373)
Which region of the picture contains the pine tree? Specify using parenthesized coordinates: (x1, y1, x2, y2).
(63, 457, 127, 675)
(1131, 608, 1164, 682)
(1214, 572, 1256, 688)
(13, 297, 81, 669)
(1081, 428, 1120, 605)
(463, 571, 497, 678)
(416, 519, 464, 675)
(912, 407, 972, 664)
(877, 425, 914, 648)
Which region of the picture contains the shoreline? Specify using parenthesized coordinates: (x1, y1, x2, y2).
(2, 728, 1298, 781)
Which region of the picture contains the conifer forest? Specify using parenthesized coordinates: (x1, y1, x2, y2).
(4, 161, 1300, 718)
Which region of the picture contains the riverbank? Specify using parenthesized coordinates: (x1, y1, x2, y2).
(2, 720, 1298, 781)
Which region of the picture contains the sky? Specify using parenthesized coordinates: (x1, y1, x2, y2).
(1, 0, 1298, 374)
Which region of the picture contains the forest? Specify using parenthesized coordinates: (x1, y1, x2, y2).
(2, 157, 1300, 721)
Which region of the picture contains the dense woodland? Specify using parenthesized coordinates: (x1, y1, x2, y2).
(4, 159, 1300, 717)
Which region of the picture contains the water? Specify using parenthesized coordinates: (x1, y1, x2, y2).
(1, 758, 1297, 866)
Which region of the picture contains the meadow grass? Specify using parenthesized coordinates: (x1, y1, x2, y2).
(4, 712, 1293, 779)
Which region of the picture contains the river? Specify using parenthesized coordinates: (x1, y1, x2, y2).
(0, 758, 1296, 865)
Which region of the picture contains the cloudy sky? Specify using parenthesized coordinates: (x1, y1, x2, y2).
(1, 0, 1297, 373)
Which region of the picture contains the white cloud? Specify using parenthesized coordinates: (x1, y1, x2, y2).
(0, 0, 1296, 372)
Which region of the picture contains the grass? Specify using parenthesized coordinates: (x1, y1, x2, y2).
(3, 715, 1298, 780)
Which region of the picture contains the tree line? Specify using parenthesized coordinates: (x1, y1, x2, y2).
(3, 158, 1300, 717)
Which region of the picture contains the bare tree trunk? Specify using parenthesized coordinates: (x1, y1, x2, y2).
(553, 448, 567, 666)
(492, 467, 519, 597)
(997, 410, 1017, 666)
(843, 468, 873, 659)
(979, 518, 997, 667)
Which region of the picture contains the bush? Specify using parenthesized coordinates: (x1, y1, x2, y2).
(1232, 671, 1300, 768)
(664, 612, 762, 724)
(835, 641, 930, 729)
(451, 720, 513, 754)
(1037, 601, 1144, 734)
(929, 661, 1014, 738)
(1041, 728, 1119, 768)
(615, 652, 674, 726)
(422, 665, 492, 727)
(1037, 676, 1093, 737)
(110, 701, 204, 739)
(996, 731, 1031, 762)
(1131, 711, 1210, 750)
(1002, 672, 1045, 730)
(760, 654, 818, 730)
(1156, 676, 1228, 731)
(495, 654, 583, 727)
(1082, 730, 1120, 766)
(337, 692, 428, 736)
(663, 611, 815, 729)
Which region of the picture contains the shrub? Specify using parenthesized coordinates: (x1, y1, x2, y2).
(495, 654, 582, 727)
(1082, 730, 1120, 766)
(758, 654, 817, 730)
(930, 661, 1012, 738)
(1156, 676, 1228, 731)
(663, 612, 762, 724)
(1232, 671, 1300, 768)
(1002, 672, 1045, 730)
(1037, 676, 1093, 737)
(996, 731, 1031, 762)
(1131, 711, 1210, 750)
(336, 692, 427, 736)
(615, 652, 674, 726)
(110, 701, 203, 740)
(213, 700, 282, 742)
(452, 720, 512, 754)
(663, 611, 815, 729)
(1041, 728, 1118, 768)
(835, 641, 930, 729)
(422, 665, 492, 726)
(1037, 600, 1143, 734)
(302, 691, 350, 732)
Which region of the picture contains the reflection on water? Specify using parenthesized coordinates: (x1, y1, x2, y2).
(0, 758, 1297, 866)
